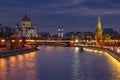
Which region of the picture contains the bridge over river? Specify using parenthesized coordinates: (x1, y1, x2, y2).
(26, 39, 74, 46)
(26, 39, 72, 43)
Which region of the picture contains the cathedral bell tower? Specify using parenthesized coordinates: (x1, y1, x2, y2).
(58, 26, 61, 38)
(95, 16, 103, 45)
(57, 25, 64, 38)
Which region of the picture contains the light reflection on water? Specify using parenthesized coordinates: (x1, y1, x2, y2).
(0, 52, 37, 80)
(72, 47, 82, 80)
(0, 58, 7, 80)
(105, 52, 120, 79)
(84, 48, 120, 80)
(0, 47, 120, 80)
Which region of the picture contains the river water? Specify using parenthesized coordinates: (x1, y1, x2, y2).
(0, 46, 120, 80)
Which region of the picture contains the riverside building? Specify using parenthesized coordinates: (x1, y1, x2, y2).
(15, 14, 38, 39)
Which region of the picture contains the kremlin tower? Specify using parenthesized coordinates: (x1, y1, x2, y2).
(95, 16, 103, 45)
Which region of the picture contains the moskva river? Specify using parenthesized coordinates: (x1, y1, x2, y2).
(0, 46, 120, 80)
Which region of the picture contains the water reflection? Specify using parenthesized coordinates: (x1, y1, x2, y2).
(72, 47, 120, 80)
(0, 58, 7, 80)
(74, 47, 79, 53)
(17, 55, 24, 68)
(105, 53, 120, 79)
(9, 56, 17, 79)
(46, 46, 53, 52)
(83, 48, 120, 80)
(1, 47, 120, 80)
(72, 47, 82, 80)
(0, 52, 37, 80)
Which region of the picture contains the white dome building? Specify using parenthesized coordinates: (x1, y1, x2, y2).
(15, 15, 38, 38)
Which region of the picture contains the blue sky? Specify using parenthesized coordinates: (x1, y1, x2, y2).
(0, 0, 120, 34)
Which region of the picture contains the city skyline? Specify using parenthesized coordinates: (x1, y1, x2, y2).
(0, 0, 120, 34)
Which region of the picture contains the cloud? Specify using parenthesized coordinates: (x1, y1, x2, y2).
(0, 0, 120, 33)
(28, 0, 120, 16)
(1, 0, 120, 16)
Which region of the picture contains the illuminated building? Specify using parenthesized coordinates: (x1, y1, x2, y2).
(15, 14, 38, 38)
(57, 25, 64, 38)
(95, 16, 103, 45)
(61, 26, 64, 38)
(103, 34, 111, 40)
(58, 26, 61, 38)
(103, 28, 119, 39)
(82, 31, 95, 40)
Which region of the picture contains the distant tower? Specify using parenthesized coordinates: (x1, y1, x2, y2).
(58, 26, 61, 38)
(95, 16, 103, 45)
(61, 26, 64, 38)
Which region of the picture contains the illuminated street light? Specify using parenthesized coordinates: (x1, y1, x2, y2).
(1, 39, 5, 42)
(12, 40, 15, 43)
(75, 39, 79, 43)
(19, 40, 23, 42)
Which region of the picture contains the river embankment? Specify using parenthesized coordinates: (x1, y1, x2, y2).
(83, 46, 120, 62)
(0, 48, 37, 58)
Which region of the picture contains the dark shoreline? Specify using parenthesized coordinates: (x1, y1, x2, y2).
(0, 48, 37, 58)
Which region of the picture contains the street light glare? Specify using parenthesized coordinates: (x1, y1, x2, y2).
(75, 39, 79, 43)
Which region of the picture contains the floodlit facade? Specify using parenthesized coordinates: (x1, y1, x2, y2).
(15, 15, 38, 38)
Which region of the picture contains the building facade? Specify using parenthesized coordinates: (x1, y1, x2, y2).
(15, 15, 38, 38)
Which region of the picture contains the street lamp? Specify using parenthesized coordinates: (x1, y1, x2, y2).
(75, 39, 79, 43)
(19, 39, 23, 42)
(1, 39, 5, 46)
(11, 40, 15, 43)
(1, 39, 5, 43)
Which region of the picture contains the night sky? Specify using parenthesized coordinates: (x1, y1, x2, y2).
(0, 0, 120, 34)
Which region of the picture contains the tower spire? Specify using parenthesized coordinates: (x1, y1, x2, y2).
(97, 16, 102, 29)
(61, 25, 64, 38)
(58, 25, 61, 38)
